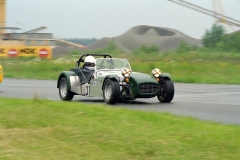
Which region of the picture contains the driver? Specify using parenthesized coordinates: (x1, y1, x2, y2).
(83, 55, 96, 70)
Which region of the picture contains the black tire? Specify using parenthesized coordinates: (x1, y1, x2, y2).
(59, 77, 74, 101)
(157, 77, 174, 102)
(103, 79, 120, 104)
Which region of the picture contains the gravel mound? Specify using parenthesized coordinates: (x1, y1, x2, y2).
(87, 25, 202, 52)
(86, 37, 111, 50)
(52, 25, 203, 57)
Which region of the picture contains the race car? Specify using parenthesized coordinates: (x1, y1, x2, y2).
(57, 54, 174, 104)
(0, 65, 3, 83)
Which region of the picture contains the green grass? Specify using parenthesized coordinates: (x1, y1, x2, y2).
(0, 97, 240, 160)
(1, 51, 240, 84)
(129, 51, 240, 84)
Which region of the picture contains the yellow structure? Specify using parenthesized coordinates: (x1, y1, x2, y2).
(0, 46, 52, 59)
(0, 0, 83, 58)
(0, 0, 6, 34)
(212, 0, 225, 24)
(0, 65, 3, 83)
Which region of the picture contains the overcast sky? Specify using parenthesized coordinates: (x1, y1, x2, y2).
(6, 0, 240, 39)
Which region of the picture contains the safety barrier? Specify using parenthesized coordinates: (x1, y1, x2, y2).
(0, 46, 52, 59)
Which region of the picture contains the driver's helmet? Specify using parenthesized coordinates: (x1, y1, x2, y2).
(84, 55, 96, 70)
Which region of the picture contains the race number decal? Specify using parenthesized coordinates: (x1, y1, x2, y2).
(85, 86, 90, 96)
(93, 81, 97, 86)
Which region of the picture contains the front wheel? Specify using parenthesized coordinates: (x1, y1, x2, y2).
(157, 77, 174, 102)
(59, 77, 74, 101)
(103, 79, 120, 104)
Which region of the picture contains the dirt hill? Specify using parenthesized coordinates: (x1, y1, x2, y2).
(87, 25, 202, 52)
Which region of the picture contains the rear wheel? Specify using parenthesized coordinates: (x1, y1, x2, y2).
(157, 77, 174, 102)
(103, 79, 120, 104)
(59, 77, 74, 101)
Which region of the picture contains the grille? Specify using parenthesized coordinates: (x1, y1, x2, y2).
(139, 83, 158, 94)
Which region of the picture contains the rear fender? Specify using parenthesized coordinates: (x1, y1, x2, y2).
(57, 71, 76, 90)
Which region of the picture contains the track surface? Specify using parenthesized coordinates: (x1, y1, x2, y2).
(1, 78, 240, 125)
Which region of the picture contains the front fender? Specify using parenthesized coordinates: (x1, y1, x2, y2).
(102, 74, 119, 90)
(160, 73, 172, 78)
(57, 71, 76, 90)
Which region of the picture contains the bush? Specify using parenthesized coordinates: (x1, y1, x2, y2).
(104, 40, 118, 51)
(133, 45, 159, 54)
(177, 41, 198, 53)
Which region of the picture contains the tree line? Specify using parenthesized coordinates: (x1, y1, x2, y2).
(202, 24, 240, 52)
(64, 38, 98, 46)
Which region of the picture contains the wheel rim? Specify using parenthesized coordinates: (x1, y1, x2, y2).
(60, 80, 67, 98)
(158, 81, 166, 99)
(104, 82, 112, 100)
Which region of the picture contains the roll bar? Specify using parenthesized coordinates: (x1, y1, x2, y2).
(76, 54, 112, 66)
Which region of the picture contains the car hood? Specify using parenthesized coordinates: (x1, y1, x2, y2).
(96, 70, 157, 84)
(130, 72, 157, 84)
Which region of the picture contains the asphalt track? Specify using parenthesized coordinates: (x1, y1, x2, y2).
(1, 78, 240, 125)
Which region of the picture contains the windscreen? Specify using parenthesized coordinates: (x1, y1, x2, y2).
(96, 58, 131, 70)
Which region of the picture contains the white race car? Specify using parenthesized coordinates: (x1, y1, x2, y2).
(57, 54, 174, 104)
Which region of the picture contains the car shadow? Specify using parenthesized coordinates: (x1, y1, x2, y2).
(117, 100, 149, 105)
(73, 98, 152, 105)
(75, 99, 104, 103)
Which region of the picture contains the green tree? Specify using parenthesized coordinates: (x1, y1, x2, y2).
(221, 31, 240, 52)
(202, 24, 225, 48)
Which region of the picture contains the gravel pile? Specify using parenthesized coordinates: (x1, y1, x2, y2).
(52, 25, 203, 57)
(87, 25, 202, 52)
(86, 37, 111, 50)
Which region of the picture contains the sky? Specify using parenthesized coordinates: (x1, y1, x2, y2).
(6, 0, 240, 39)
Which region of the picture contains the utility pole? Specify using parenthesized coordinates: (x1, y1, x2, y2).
(0, 0, 6, 34)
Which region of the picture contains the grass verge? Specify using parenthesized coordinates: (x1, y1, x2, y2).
(1, 51, 240, 84)
(0, 97, 240, 159)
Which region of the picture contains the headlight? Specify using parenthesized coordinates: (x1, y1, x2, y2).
(122, 68, 131, 78)
(152, 68, 161, 78)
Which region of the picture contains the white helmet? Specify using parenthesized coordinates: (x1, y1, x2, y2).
(84, 55, 96, 63)
(84, 56, 96, 70)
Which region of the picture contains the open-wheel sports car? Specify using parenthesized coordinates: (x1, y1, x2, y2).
(57, 54, 174, 104)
